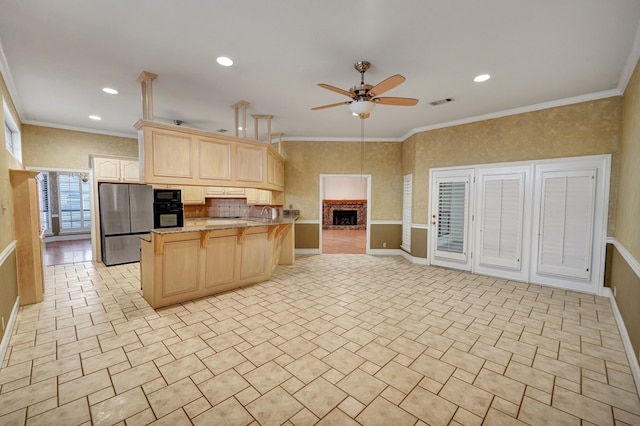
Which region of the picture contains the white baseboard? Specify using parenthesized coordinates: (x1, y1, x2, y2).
(607, 290, 640, 397)
(399, 250, 429, 265)
(0, 297, 20, 365)
(45, 233, 91, 243)
(368, 249, 403, 256)
(295, 249, 321, 255)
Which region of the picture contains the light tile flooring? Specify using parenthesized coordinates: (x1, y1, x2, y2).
(1, 255, 639, 425)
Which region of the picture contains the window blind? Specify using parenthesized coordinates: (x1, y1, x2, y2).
(436, 181, 466, 254)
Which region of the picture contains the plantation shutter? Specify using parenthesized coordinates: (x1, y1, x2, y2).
(402, 174, 412, 251)
(478, 173, 524, 270)
(537, 169, 596, 280)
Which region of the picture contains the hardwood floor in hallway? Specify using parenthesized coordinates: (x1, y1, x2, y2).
(322, 229, 366, 254)
(44, 238, 92, 266)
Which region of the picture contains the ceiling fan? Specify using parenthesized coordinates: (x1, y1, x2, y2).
(312, 60, 419, 119)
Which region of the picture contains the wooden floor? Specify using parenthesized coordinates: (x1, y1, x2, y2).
(44, 239, 92, 266)
(322, 229, 366, 254)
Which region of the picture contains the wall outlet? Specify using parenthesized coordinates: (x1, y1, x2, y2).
(1, 316, 4, 332)
(613, 286, 617, 297)
(382, 242, 387, 248)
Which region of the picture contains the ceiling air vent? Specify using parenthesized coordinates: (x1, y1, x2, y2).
(429, 98, 454, 106)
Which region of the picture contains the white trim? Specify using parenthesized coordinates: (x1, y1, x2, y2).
(369, 249, 403, 256)
(295, 248, 321, 255)
(0, 39, 24, 121)
(44, 234, 91, 243)
(294, 220, 320, 225)
(412, 223, 429, 230)
(607, 289, 640, 397)
(0, 297, 20, 367)
(400, 90, 620, 142)
(22, 120, 137, 140)
(399, 250, 429, 265)
(284, 136, 402, 143)
(618, 18, 640, 94)
(0, 240, 18, 267)
(370, 220, 402, 225)
(607, 237, 640, 279)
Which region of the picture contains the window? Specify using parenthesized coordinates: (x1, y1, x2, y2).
(401, 174, 412, 252)
(36, 172, 52, 235)
(58, 172, 91, 232)
(3, 98, 21, 163)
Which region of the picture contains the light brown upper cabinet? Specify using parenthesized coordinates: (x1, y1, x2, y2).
(136, 120, 283, 191)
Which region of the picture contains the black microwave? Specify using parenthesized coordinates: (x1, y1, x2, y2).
(154, 188, 181, 203)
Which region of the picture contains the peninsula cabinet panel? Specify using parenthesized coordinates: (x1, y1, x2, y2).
(150, 129, 194, 180)
(236, 144, 264, 184)
(198, 137, 232, 182)
(162, 239, 200, 296)
(240, 232, 268, 281)
(205, 235, 238, 287)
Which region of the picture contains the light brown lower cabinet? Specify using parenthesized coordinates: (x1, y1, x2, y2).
(141, 224, 294, 308)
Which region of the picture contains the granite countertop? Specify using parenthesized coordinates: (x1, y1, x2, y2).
(150, 216, 298, 235)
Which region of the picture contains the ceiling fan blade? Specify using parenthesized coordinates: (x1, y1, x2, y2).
(373, 97, 419, 106)
(311, 101, 351, 110)
(368, 74, 406, 97)
(317, 83, 353, 98)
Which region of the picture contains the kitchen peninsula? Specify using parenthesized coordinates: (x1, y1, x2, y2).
(140, 216, 296, 308)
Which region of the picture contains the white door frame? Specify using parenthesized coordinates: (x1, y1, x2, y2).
(319, 174, 371, 254)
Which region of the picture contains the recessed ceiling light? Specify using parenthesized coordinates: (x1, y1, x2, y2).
(217, 56, 234, 67)
(102, 87, 118, 94)
(474, 74, 491, 83)
(89, 115, 102, 120)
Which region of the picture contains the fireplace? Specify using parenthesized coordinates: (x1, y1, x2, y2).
(333, 210, 357, 226)
(323, 200, 366, 230)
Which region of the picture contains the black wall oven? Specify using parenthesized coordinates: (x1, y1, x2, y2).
(153, 189, 184, 228)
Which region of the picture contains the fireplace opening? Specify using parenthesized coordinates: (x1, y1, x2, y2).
(333, 210, 357, 226)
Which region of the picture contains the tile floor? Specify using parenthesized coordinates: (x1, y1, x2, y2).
(1, 254, 639, 425)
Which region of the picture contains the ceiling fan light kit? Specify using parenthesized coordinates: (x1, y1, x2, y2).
(312, 60, 419, 119)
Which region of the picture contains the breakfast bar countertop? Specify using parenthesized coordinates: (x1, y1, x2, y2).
(150, 216, 298, 235)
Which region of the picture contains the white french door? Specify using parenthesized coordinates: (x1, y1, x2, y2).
(430, 169, 473, 270)
(428, 155, 609, 294)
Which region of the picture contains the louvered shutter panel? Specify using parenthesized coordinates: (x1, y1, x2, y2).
(402, 174, 412, 251)
(479, 173, 524, 270)
(537, 169, 596, 280)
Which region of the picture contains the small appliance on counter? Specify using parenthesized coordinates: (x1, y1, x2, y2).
(99, 183, 154, 266)
(153, 188, 184, 229)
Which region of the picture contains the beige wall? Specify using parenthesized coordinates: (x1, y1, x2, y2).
(405, 97, 621, 227)
(0, 71, 22, 343)
(613, 56, 640, 361)
(22, 125, 138, 169)
(283, 141, 402, 221)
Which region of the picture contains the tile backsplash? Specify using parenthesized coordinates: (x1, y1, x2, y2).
(184, 198, 279, 219)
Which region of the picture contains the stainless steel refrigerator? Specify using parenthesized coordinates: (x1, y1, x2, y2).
(99, 183, 153, 266)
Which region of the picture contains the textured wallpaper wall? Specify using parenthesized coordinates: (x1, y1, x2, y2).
(282, 141, 402, 221)
(404, 97, 622, 228)
(619, 65, 640, 261)
(22, 125, 138, 170)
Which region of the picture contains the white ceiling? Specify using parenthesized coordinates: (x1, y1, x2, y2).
(1, 0, 640, 141)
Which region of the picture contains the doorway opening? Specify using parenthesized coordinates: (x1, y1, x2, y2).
(29, 167, 94, 266)
(319, 174, 371, 254)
